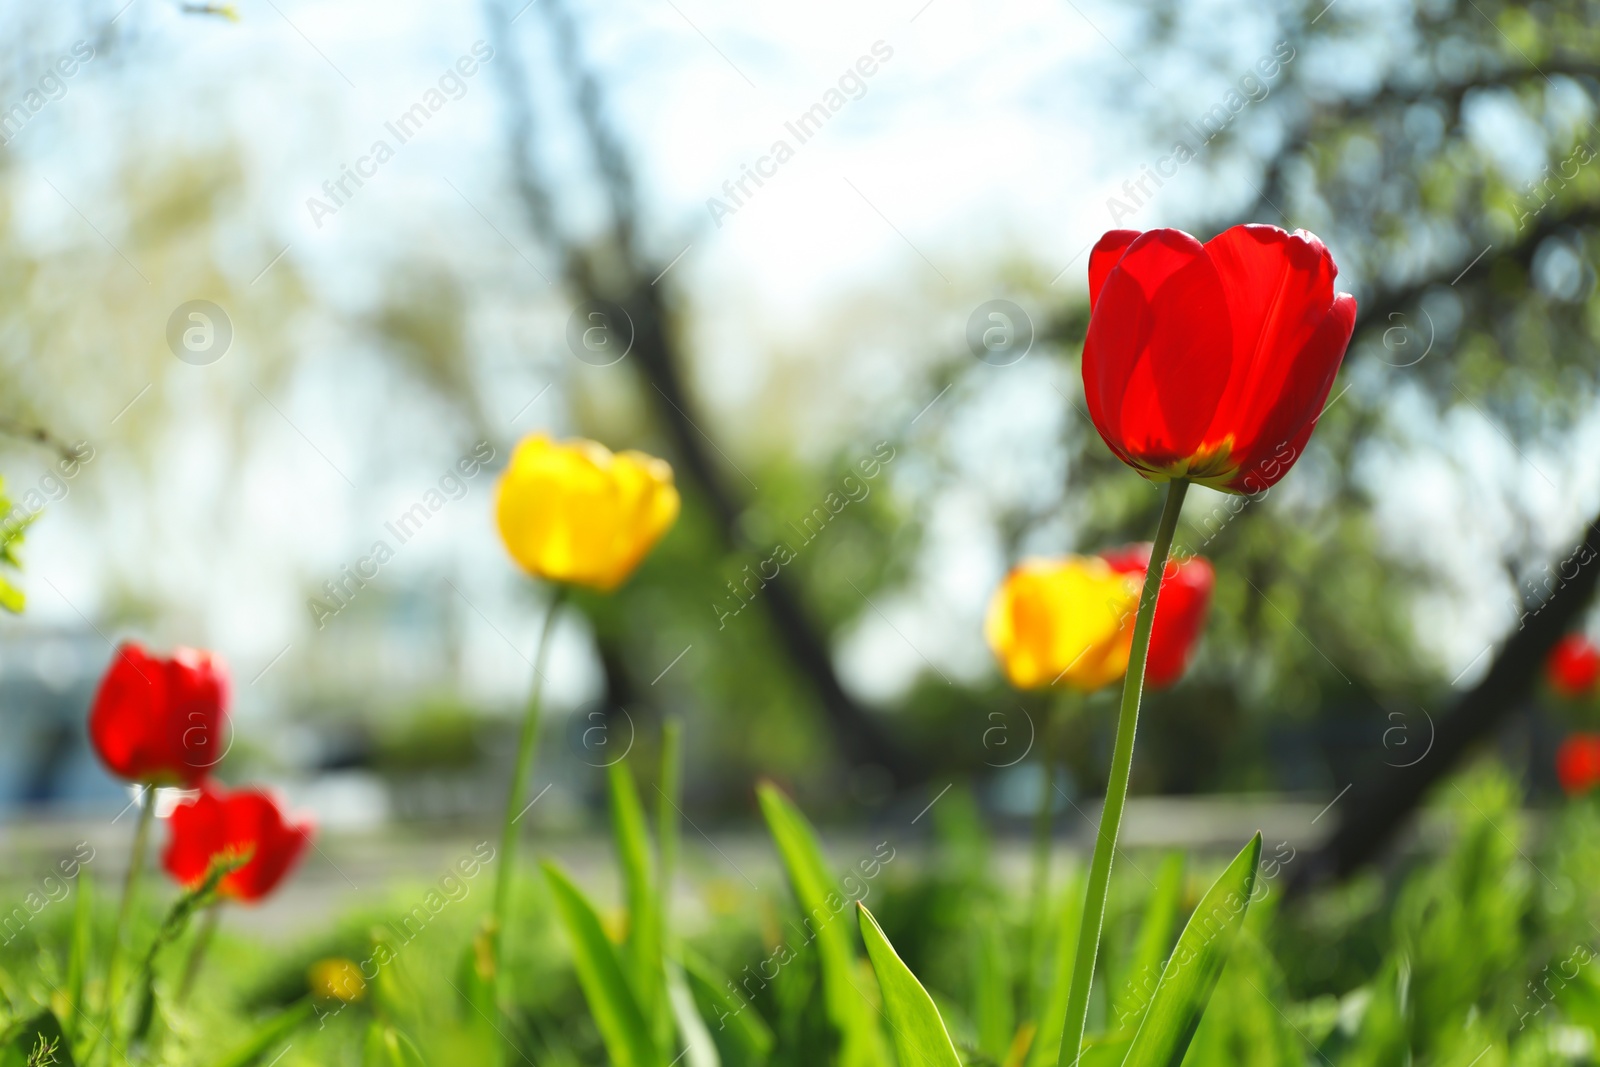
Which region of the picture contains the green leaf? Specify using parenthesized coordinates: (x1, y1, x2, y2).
(1112, 853, 1185, 1031)
(856, 904, 962, 1067)
(666, 959, 721, 1067)
(129, 850, 248, 1042)
(542, 862, 660, 1067)
(211, 1002, 314, 1067)
(62, 872, 92, 1047)
(0, 577, 26, 615)
(366, 925, 423, 1024)
(658, 717, 684, 915)
(362, 1022, 428, 1067)
(1119, 833, 1262, 1067)
(756, 783, 883, 1067)
(0, 1010, 74, 1067)
(971, 907, 1014, 1062)
(453, 925, 497, 1027)
(1080, 1034, 1134, 1067)
(682, 948, 774, 1067)
(0, 481, 29, 616)
(610, 761, 667, 1043)
(1026, 871, 1084, 1067)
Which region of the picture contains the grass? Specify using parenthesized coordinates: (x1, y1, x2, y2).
(0, 761, 1594, 1065)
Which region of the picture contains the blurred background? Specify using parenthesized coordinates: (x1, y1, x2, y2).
(1, 0, 1597, 912)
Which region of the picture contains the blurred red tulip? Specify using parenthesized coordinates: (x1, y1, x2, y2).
(1548, 634, 1600, 698)
(163, 784, 313, 903)
(1557, 733, 1600, 795)
(1083, 224, 1357, 494)
(88, 643, 229, 788)
(1100, 544, 1215, 688)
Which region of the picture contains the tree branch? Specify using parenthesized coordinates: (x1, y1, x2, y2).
(1291, 507, 1600, 892)
(484, 0, 919, 785)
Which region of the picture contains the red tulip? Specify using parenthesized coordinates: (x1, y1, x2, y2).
(88, 643, 229, 788)
(1548, 634, 1600, 698)
(1557, 733, 1600, 795)
(1083, 224, 1357, 494)
(162, 783, 314, 903)
(1100, 544, 1214, 688)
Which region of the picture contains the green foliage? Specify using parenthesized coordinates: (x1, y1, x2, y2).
(1111, 853, 1185, 1031)
(857, 903, 962, 1067)
(210, 1003, 315, 1067)
(1026, 871, 1084, 1067)
(542, 862, 660, 1067)
(0, 1012, 70, 1067)
(1119, 833, 1261, 1067)
(0, 478, 29, 615)
(360, 1022, 426, 1067)
(756, 782, 886, 1067)
(609, 762, 667, 1041)
(6, 762, 1600, 1065)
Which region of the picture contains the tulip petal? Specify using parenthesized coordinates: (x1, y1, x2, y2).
(1085, 229, 1235, 471)
(1100, 545, 1214, 688)
(1088, 229, 1140, 310)
(1549, 635, 1600, 698)
(1557, 733, 1600, 795)
(496, 436, 680, 591)
(1202, 226, 1340, 453)
(163, 785, 313, 903)
(89, 644, 228, 788)
(985, 557, 1139, 690)
(1221, 291, 1355, 492)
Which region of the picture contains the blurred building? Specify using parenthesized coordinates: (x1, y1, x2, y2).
(0, 627, 121, 815)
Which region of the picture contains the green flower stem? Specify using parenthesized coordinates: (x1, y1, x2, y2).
(100, 789, 155, 1047)
(176, 902, 221, 1006)
(489, 587, 566, 1007)
(1027, 695, 1071, 1012)
(1056, 478, 1188, 1067)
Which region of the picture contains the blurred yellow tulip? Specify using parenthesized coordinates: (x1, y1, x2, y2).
(307, 957, 366, 1003)
(985, 556, 1140, 690)
(495, 435, 680, 591)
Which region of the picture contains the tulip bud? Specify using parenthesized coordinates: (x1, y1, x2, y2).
(1083, 224, 1356, 493)
(88, 643, 229, 788)
(495, 435, 680, 591)
(163, 784, 314, 903)
(985, 557, 1139, 691)
(1548, 634, 1600, 698)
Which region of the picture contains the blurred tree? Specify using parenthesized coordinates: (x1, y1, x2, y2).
(1047, 0, 1600, 881)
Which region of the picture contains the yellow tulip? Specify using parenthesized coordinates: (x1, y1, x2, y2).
(985, 556, 1140, 690)
(307, 957, 366, 1003)
(495, 435, 680, 591)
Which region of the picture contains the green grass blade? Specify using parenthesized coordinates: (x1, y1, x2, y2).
(610, 761, 667, 1042)
(63, 870, 92, 1047)
(682, 948, 775, 1066)
(857, 903, 962, 1067)
(1112, 853, 1185, 1031)
(1119, 833, 1262, 1067)
(658, 717, 684, 926)
(362, 1022, 428, 1067)
(971, 906, 1015, 1061)
(756, 782, 883, 1067)
(542, 862, 660, 1067)
(211, 1002, 315, 1067)
(666, 959, 721, 1067)
(1026, 871, 1084, 1067)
